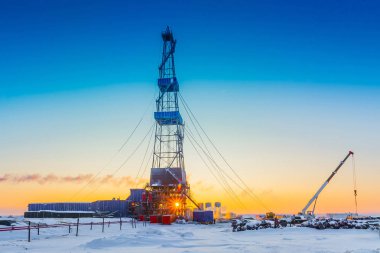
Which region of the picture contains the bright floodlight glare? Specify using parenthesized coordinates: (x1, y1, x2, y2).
(175, 202, 180, 207)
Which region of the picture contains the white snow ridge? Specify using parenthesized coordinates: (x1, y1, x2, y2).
(0, 218, 379, 253)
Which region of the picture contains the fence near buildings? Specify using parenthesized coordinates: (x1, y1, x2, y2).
(0, 217, 146, 242)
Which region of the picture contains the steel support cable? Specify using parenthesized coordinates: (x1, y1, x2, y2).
(186, 127, 245, 208)
(186, 127, 232, 196)
(140, 155, 153, 184)
(182, 105, 247, 209)
(191, 129, 246, 209)
(186, 125, 247, 209)
(81, 123, 155, 199)
(180, 94, 217, 164)
(182, 105, 245, 205)
(117, 93, 155, 152)
(187, 137, 244, 210)
(181, 95, 260, 209)
(184, 104, 267, 209)
(179, 96, 229, 181)
(69, 94, 155, 201)
(186, 125, 236, 193)
(179, 92, 269, 211)
(133, 124, 155, 187)
(352, 155, 358, 214)
(182, 93, 269, 211)
(187, 132, 246, 210)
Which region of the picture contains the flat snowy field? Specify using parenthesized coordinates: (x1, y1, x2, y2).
(0, 218, 379, 253)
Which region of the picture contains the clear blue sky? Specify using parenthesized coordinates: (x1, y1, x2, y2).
(0, 0, 379, 214)
(1, 0, 379, 97)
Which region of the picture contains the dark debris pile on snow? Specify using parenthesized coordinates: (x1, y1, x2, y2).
(301, 217, 380, 230)
(232, 219, 277, 232)
(231, 217, 380, 232)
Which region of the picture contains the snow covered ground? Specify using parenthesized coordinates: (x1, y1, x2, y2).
(0, 218, 379, 253)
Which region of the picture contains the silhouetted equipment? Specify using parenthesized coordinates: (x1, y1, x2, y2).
(265, 212, 276, 220)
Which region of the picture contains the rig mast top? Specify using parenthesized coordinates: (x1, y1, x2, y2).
(159, 27, 177, 78)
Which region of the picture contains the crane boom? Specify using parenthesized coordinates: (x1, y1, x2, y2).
(301, 151, 354, 215)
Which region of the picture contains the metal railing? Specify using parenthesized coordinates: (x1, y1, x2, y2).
(0, 218, 145, 242)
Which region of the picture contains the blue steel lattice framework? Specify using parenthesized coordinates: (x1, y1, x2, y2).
(152, 27, 184, 175)
(146, 27, 189, 217)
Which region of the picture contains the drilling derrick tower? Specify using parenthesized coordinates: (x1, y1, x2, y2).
(143, 27, 191, 218)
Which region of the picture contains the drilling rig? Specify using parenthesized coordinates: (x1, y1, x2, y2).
(132, 27, 198, 219)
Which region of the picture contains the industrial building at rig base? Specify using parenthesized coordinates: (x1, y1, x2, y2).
(25, 27, 216, 224)
(26, 189, 223, 223)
